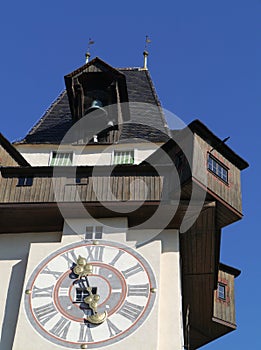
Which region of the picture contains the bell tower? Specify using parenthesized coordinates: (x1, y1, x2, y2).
(0, 53, 248, 350)
(64, 58, 130, 144)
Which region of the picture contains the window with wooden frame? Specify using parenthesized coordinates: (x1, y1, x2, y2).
(217, 283, 226, 301)
(85, 226, 103, 240)
(208, 154, 228, 183)
(50, 152, 73, 166)
(113, 150, 134, 165)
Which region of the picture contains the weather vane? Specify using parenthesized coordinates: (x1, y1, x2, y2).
(143, 35, 151, 70)
(85, 38, 95, 63)
(144, 35, 151, 52)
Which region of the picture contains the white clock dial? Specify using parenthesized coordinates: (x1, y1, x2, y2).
(24, 240, 157, 348)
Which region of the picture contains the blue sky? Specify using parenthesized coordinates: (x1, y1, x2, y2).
(0, 1, 260, 348)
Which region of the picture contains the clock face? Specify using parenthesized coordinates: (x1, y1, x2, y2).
(24, 240, 157, 348)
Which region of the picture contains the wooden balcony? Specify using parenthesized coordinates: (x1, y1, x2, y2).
(0, 165, 166, 233)
(0, 171, 163, 203)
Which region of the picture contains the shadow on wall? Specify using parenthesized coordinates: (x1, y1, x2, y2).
(1, 261, 26, 350)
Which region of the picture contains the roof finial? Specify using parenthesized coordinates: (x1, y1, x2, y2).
(143, 35, 151, 70)
(85, 38, 95, 63)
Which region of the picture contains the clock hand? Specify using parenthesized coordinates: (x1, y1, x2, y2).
(85, 276, 90, 288)
(73, 256, 93, 278)
(73, 255, 107, 324)
(84, 289, 107, 325)
(84, 288, 99, 313)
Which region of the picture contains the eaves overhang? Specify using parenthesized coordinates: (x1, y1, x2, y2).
(0, 133, 30, 166)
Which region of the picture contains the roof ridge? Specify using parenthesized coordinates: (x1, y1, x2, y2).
(144, 70, 171, 137)
(65, 57, 124, 78)
(117, 67, 140, 71)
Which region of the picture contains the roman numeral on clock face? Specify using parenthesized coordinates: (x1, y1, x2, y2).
(42, 266, 63, 280)
(32, 285, 54, 298)
(106, 318, 122, 337)
(33, 302, 58, 325)
(117, 301, 144, 322)
(85, 245, 105, 262)
(50, 317, 71, 340)
(109, 249, 125, 266)
(121, 263, 143, 279)
(62, 250, 78, 267)
(78, 323, 94, 343)
(127, 283, 150, 297)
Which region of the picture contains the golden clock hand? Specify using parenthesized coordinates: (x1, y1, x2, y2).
(84, 289, 100, 313)
(84, 290, 107, 325)
(73, 255, 106, 324)
(73, 256, 93, 278)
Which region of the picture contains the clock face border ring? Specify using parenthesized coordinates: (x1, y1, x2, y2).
(24, 240, 157, 348)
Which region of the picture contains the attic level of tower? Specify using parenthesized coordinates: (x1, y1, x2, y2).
(64, 58, 130, 127)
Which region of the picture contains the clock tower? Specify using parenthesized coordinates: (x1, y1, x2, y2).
(0, 55, 248, 349)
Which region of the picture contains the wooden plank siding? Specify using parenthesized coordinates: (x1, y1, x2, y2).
(180, 206, 239, 349)
(213, 269, 237, 326)
(0, 175, 164, 203)
(180, 205, 217, 336)
(181, 205, 220, 349)
(194, 134, 243, 213)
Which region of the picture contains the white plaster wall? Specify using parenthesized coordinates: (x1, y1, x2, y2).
(16, 143, 162, 166)
(157, 230, 184, 350)
(63, 217, 129, 245)
(2, 222, 183, 350)
(0, 232, 61, 350)
(21, 152, 51, 166)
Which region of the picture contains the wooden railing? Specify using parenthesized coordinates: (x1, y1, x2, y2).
(0, 174, 164, 203)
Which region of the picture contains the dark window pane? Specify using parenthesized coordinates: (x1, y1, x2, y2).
(208, 155, 228, 183)
(218, 283, 226, 300)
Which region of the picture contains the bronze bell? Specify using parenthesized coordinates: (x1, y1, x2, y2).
(86, 99, 108, 116)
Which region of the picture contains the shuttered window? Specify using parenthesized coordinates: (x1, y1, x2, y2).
(113, 150, 134, 165)
(50, 152, 73, 166)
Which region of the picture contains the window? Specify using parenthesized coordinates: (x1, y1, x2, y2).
(75, 177, 88, 185)
(50, 152, 73, 166)
(113, 150, 134, 165)
(75, 177, 81, 184)
(17, 177, 33, 186)
(85, 226, 103, 240)
(217, 283, 226, 300)
(208, 154, 228, 183)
